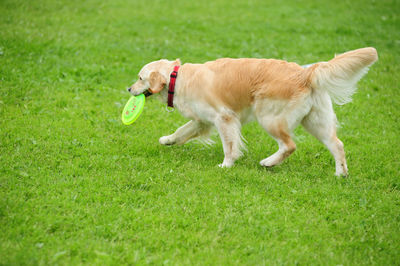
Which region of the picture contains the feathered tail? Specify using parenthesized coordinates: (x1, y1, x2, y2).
(306, 47, 378, 105)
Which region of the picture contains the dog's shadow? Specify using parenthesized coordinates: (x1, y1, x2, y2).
(158, 139, 223, 168)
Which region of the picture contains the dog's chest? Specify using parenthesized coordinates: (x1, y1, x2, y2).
(175, 98, 199, 120)
(175, 97, 219, 123)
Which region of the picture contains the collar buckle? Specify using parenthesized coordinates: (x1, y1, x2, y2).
(165, 106, 175, 112)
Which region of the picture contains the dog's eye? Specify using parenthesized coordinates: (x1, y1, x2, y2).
(139, 76, 142, 80)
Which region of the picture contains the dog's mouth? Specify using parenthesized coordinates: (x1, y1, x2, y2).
(143, 89, 153, 97)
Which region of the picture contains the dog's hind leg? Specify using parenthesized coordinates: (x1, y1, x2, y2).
(214, 112, 245, 168)
(255, 98, 310, 168)
(301, 92, 348, 176)
(159, 120, 210, 145)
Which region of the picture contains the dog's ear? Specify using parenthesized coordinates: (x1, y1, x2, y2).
(174, 58, 181, 65)
(149, 71, 167, 94)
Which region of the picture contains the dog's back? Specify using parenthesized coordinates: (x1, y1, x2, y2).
(199, 58, 310, 111)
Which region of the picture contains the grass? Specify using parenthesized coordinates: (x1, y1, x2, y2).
(1, 0, 400, 264)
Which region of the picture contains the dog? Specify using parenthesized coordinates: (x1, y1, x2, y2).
(128, 47, 378, 176)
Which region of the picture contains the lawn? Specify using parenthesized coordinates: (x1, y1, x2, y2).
(1, 0, 399, 264)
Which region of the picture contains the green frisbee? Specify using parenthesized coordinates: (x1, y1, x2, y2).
(121, 94, 145, 125)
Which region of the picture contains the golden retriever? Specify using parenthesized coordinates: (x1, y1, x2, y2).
(128, 47, 378, 176)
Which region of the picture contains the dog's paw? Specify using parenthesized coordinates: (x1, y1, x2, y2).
(260, 157, 276, 167)
(335, 170, 348, 178)
(218, 159, 234, 168)
(218, 163, 232, 168)
(159, 136, 176, 145)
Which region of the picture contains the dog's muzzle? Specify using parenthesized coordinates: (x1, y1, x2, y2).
(127, 87, 153, 97)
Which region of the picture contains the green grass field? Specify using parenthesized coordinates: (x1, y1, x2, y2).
(1, 0, 400, 264)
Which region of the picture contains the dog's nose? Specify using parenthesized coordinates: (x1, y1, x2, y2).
(127, 87, 131, 92)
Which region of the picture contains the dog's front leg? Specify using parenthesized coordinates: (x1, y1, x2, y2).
(159, 120, 209, 145)
(215, 113, 244, 168)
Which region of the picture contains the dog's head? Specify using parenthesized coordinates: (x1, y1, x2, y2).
(128, 59, 181, 96)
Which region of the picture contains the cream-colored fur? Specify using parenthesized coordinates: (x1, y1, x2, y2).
(128, 47, 378, 176)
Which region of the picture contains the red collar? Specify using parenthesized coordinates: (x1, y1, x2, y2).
(168, 65, 180, 108)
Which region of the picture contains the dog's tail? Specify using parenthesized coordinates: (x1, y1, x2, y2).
(305, 47, 378, 105)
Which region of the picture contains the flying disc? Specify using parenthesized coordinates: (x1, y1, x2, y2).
(121, 94, 145, 125)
